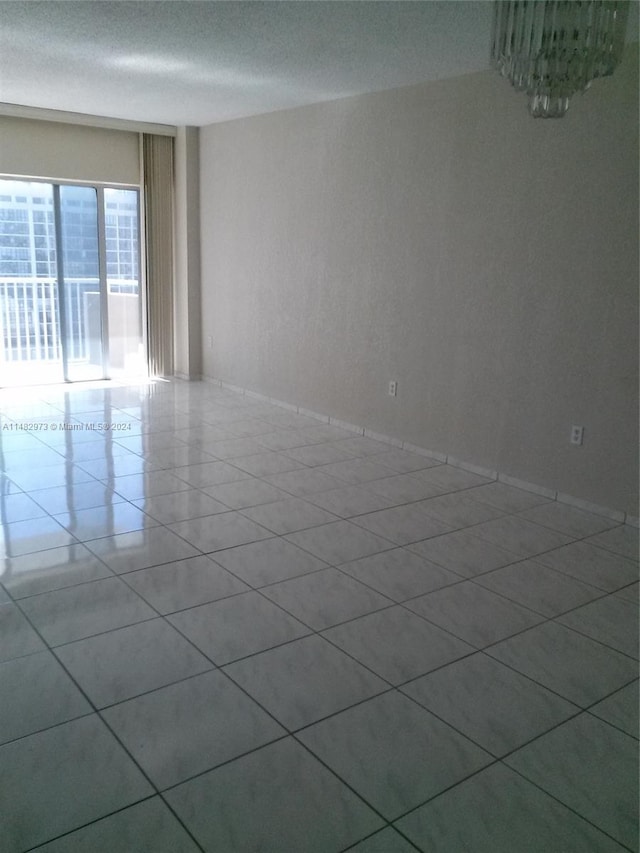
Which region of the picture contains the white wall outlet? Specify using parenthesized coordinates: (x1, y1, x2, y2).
(388, 380, 397, 397)
(570, 425, 584, 446)
(207, 335, 213, 349)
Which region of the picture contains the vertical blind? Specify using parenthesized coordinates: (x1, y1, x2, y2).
(143, 133, 174, 377)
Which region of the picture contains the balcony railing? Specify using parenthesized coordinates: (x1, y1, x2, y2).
(0, 277, 138, 365)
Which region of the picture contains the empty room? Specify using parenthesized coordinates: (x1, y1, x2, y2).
(0, 2, 638, 851)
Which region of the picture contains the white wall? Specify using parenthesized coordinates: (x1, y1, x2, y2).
(199, 45, 639, 516)
(0, 116, 139, 185)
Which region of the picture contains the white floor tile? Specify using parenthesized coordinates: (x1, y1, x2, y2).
(1, 542, 112, 598)
(401, 652, 578, 756)
(317, 457, 405, 485)
(416, 492, 504, 528)
(34, 797, 202, 853)
(86, 526, 200, 573)
(557, 595, 639, 659)
(584, 525, 639, 561)
(589, 680, 639, 739)
(223, 635, 387, 729)
(284, 442, 357, 467)
(535, 540, 639, 591)
(339, 548, 459, 601)
(53, 503, 160, 541)
(0, 516, 78, 558)
(261, 567, 392, 630)
(201, 436, 266, 459)
(133, 488, 230, 523)
(408, 529, 519, 577)
(31, 482, 127, 515)
(264, 467, 346, 496)
(2, 380, 636, 851)
(0, 650, 91, 743)
(470, 516, 574, 558)
(168, 590, 311, 664)
(324, 603, 473, 684)
(352, 504, 452, 545)
(367, 449, 441, 473)
(366, 472, 444, 502)
(465, 481, 551, 513)
(122, 554, 249, 614)
(168, 511, 273, 553)
(202, 477, 289, 508)
(19, 576, 156, 646)
(166, 738, 383, 853)
(231, 451, 306, 476)
(211, 536, 328, 586)
(298, 691, 491, 820)
(414, 465, 492, 491)
(396, 763, 626, 853)
(505, 714, 638, 850)
(0, 603, 46, 661)
(406, 581, 544, 648)
(285, 520, 393, 564)
(102, 670, 285, 789)
(517, 502, 621, 538)
(487, 621, 638, 707)
(305, 484, 397, 518)
(0, 491, 52, 522)
(55, 618, 213, 707)
(111, 470, 192, 502)
(474, 558, 605, 617)
(240, 496, 339, 533)
(347, 828, 417, 852)
(172, 460, 252, 487)
(0, 715, 153, 852)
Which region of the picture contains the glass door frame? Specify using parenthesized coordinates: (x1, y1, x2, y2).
(96, 185, 111, 380)
(0, 174, 146, 385)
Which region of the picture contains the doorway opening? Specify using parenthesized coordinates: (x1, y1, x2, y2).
(0, 178, 146, 387)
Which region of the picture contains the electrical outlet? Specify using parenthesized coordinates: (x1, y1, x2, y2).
(388, 380, 397, 397)
(570, 425, 584, 446)
(207, 335, 213, 349)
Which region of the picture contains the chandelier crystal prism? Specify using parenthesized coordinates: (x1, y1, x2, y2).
(490, 0, 629, 117)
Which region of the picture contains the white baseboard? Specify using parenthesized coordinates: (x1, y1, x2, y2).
(298, 407, 329, 423)
(447, 456, 498, 481)
(363, 428, 404, 448)
(498, 473, 556, 500)
(556, 492, 627, 523)
(203, 375, 636, 525)
(402, 441, 447, 462)
(329, 417, 364, 434)
(173, 372, 202, 381)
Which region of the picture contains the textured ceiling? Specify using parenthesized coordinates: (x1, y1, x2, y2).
(0, 1, 495, 127)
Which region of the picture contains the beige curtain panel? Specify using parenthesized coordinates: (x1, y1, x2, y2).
(143, 133, 174, 377)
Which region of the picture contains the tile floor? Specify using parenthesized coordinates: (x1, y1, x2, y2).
(0, 379, 638, 853)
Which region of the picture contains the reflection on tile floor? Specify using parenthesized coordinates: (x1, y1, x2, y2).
(0, 379, 638, 852)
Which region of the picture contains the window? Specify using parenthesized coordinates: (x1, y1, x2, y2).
(0, 179, 145, 385)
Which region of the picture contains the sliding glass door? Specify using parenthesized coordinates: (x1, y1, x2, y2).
(0, 181, 62, 385)
(58, 184, 105, 381)
(0, 178, 144, 386)
(104, 188, 145, 377)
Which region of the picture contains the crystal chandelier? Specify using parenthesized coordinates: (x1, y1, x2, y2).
(491, 1, 630, 117)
